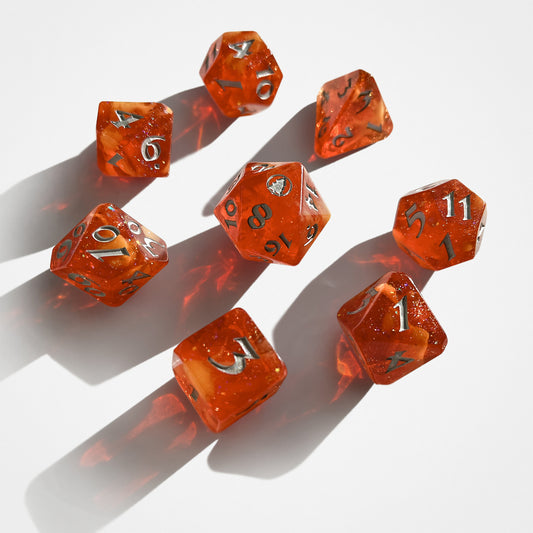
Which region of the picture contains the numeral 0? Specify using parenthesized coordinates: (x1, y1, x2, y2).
(87, 225, 130, 262)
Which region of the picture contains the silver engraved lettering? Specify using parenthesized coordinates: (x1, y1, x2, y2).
(141, 136, 165, 162)
(367, 122, 383, 133)
(87, 247, 130, 262)
(337, 78, 352, 98)
(108, 153, 123, 167)
(439, 233, 456, 260)
(266, 174, 292, 197)
(405, 204, 425, 238)
(256, 68, 275, 100)
(333, 127, 353, 147)
(141, 238, 163, 257)
(459, 194, 471, 220)
(386, 350, 414, 373)
(228, 39, 254, 58)
(111, 110, 144, 128)
(305, 183, 319, 212)
(393, 296, 409, 332)
(304, 224, 318, 246)
(56, 239, 72, 259)
(208, 337, 260, 375)
(216, 79, 243, 90)
(356, 90, 372, 113)
(93, 225, 120, 242)
(443, 191, 455, 217)
(127, 221, 142, 235)
(347, 287, 378, 315)
(73, 223, 86, 238)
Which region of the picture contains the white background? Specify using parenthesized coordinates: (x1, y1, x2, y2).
(1, 1, 531, 531)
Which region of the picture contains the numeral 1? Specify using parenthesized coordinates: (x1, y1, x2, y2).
(443, 191, 471, 220)
(393, 296, 409, 332)
(439, 233, 456, 261)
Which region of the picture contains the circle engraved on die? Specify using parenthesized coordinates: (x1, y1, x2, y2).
(266, 174, 292, 197)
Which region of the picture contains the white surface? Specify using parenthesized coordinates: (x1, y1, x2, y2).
(1, 1, 531, 532)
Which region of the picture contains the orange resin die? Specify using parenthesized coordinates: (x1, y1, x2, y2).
(337, 272, 447, 384)
(50, 203, 168, 306)
(214, 161, 330, 265)
(173, 308, 287, 432)
(315, 69, 393, 159)
(392, 179, 487, 270)
(200, 31, 283, 118)
(96, 101, 173, 177)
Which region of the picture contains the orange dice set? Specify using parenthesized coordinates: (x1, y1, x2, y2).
(48, 30, 487, 433)
(50, 203, 168, 306)
(314, 69, 393, 159)
(96, 102, 173, 178)
(172, 308, 287, 432)
(199, 31, 283, 118)
(214, 161, 331, 265)
(338, 272, 447, 384)
(392, 179, 487, 270)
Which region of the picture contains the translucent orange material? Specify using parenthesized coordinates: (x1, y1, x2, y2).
(314, 69, 393, 158)
(214, 161, 331, 265)
(50, 203, 168, 306)
(392, 179, 487, 270)
(337, 272, 447, 384)
(96, 101, 173, 177)
(173, 308, 287, 432)
(200, 31, 283, 118)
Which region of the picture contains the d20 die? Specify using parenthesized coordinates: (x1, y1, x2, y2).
(315, 69, 393, 159)
(200, 31, 283, 118)
(97, 101, 173, 177)
(50, 203, 168, 306)
(173, 308, 287, 432)
(214, 161, 330, 265)
(337, 272, 447, 384)
(392, 179, 487, 270)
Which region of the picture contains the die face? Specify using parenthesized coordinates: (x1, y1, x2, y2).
(392, 179, 487, 270)
(50, 203, 168, 306)
(314, 69, 393, 159)
(172, 308, 287, 432)
(214, 162, 330, 265)
(200, 31, 283, 118)
(337, 272, 447, 384)
(96, 102, 173, 178)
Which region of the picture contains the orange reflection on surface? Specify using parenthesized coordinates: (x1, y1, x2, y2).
(215, 249, 238, 293)
(182, 266, 213, 310)
(80, 439, 113, 467)
(127, 394, 186, 441)
(355, 253, 402, 269)
(167, 421, 197, 450)
(41, 202, 68, 211)
(331, 335, 364, 403)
